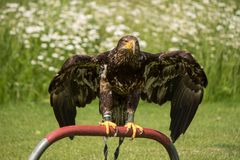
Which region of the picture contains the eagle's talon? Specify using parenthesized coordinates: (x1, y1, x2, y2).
(137, 127, 144, 135)
(99, 121, 117, 135)
(124, 122, 143, 139)
(114, 128, 118, 137)
(125, 127, 130, 134)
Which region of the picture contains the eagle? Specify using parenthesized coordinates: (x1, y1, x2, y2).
(48, 35, 207, 158)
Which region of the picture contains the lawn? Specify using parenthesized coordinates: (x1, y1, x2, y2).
(0, 101, 239, 160)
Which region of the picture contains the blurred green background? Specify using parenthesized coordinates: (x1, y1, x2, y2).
(0, 0, 239, 159)
(0, 0, 239, 103)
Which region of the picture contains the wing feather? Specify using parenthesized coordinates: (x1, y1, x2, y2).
(141, 51, 207, 142)
(48, 54, 106, 128)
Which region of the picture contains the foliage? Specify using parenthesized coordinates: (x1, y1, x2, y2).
(0, 0, 240, 104)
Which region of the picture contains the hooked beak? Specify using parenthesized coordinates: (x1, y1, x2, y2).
(124, 40, 136, 54)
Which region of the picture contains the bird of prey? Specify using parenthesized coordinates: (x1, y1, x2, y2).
(48, 35, 207, 158)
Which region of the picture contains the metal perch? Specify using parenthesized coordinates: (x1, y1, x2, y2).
(29, 125, 179, 160)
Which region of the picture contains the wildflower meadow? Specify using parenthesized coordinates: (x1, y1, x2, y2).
(0, 0, 239, 103)
(0, 0, 239, 159)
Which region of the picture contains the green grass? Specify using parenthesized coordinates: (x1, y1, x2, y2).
(0, 101, 239, 160)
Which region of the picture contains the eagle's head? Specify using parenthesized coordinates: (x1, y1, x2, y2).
(116, 35, 140, 55)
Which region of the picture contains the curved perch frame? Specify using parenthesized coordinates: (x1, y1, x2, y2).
(29, 125, 179, 160)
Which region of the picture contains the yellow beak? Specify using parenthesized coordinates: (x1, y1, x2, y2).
(124, 40, 135, 54)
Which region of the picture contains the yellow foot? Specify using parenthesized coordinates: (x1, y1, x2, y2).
(99, 121, 117, 135)
(124, 122, 143, 139)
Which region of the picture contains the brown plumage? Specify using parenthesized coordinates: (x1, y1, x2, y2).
(48, 35, 207, 142)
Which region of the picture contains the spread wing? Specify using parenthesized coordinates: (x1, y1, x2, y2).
(141, 51, 208, 142)
(48, 53, 108, 128)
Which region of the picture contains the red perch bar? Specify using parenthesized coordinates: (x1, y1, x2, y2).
(29, 125, 179, 160)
